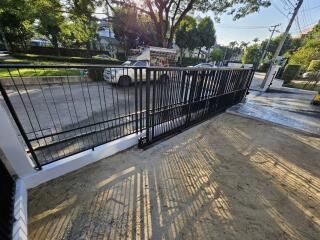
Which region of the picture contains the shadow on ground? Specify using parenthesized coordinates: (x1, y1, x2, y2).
(28, 113, 320, 240)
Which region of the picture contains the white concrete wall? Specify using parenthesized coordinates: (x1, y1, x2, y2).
(0, 104, 36, 178)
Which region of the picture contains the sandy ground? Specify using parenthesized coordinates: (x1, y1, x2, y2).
(28, 113, 320, 240)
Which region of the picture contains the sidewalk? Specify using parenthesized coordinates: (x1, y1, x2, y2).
(228, 89, 320, 136)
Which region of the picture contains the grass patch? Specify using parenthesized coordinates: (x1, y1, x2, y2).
(0, 53, 122, 77)
(11, 53, 122, 65)
(284, 82, 320, 92)
(0, 68, 82, 78)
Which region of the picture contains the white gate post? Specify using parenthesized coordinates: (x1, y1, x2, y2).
(0, 104, 36, 178)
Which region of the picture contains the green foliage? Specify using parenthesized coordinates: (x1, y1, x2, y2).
(177, 57, 203, 67)
(210, 48, 224, 61)
(242, 44, 262, 68)
(87, 68, 104, 81)
(289, 23, 320, 71)
(308, 60, 320, 72)
(34, 0, 65, 48)
(176, 15, 200, 60)
(198, 17, 216, 50)
(108, 0, 270, 47)
(258, 62, 270, 73)
(112, 7, 158, 54)
(0, 0, 35, 49)
(282, 64, 301, 83)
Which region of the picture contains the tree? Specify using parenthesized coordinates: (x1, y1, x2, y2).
(260, 33, 301, 58)
(112, 7, 159, 55)
(197, 17, 216, 58)
(65, 0, 100, 49)
(0, 0, 35, 49)
(176, 15, 199, 59)
(34, 0, 65, 49)
(252, 37, 259, 43)
(242, 43, 262, 68)
(210, 47, 224, 61)
(288, 23, 320, 71)
(105, 0, 271, 47)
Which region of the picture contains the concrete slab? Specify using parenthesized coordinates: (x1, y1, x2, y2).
(228, 90, 320, 136)
(27, 113, 320, 240)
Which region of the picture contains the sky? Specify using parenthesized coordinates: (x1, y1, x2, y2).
(200, 0, 320, 45)
(95, 0, 320, 46)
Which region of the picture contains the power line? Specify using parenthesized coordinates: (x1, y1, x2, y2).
(216, 24, 272, 29)
(272, 0, 290, 19)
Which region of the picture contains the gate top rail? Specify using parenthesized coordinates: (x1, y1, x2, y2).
(0, 64, 254, 71)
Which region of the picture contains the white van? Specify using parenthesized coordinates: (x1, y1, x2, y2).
(103, 60, 149, 86)
(103, 46, 176, 86)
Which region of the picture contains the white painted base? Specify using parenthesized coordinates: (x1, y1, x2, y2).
(12, 132, 144, 240)
(23, 132, 144, 189)
(12, 180, 28, 240)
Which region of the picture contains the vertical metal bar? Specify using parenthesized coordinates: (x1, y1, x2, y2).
(134, 68, 138, 134)
(145, 68, 150, 142)
(139, 68, 143, 132)
(151, 70, 156, 139)
(0, 79, 42, 169)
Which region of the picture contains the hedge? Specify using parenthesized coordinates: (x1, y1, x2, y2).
(11, 53, 122, 65)
(177, 57, 204, 67)
(307, 60, 320, 72)
(282, 64, 301, 83)
(258, 62, 270, 73)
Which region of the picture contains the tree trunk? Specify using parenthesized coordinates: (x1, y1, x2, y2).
(197, 48, 201, 59)
(0, 24, 10, 52)
(51, 35, 60, 56)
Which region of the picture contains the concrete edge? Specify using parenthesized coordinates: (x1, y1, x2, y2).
(12, 131, 145, 240)
(12, 179, 28, 240)
(22, 132, 145, 189)
(226, 110, 320, 138)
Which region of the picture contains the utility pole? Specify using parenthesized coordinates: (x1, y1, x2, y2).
(261, 0, 303, 90)
(258, 24, 281, 67)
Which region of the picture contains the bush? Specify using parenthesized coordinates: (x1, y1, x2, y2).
(11, 53, 122, 65)
(282, 64, 301, 83)
(258, 62, 270, 73)
(87, 68, 104, 81)
(307, 60, 320, 72)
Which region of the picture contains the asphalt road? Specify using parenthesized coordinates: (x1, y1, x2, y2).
(1, 82, 148, 164)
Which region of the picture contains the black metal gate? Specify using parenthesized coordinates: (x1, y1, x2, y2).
(139, 67, 254, 147)
(0, 64, 253, 168)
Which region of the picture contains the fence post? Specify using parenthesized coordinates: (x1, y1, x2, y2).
(0, 104, 37, 177)
(0, 81, 41, 169)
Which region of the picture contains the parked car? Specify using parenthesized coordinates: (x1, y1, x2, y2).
(192, 63, 216, 68)
(93, 54, 113, 59)
(103, 60, 149, 86)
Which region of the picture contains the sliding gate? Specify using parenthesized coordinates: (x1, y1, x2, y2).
(139, 67, 254, 147)
(0, 64, 253, 169)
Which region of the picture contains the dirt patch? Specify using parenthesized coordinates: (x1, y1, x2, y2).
(28, 113, 320, 240)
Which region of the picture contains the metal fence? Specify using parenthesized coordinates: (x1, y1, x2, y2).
(139, 67, 254, 146)
(0, 64, 254, 169)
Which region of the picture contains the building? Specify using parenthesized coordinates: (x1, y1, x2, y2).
(93, 19, 125, 58)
